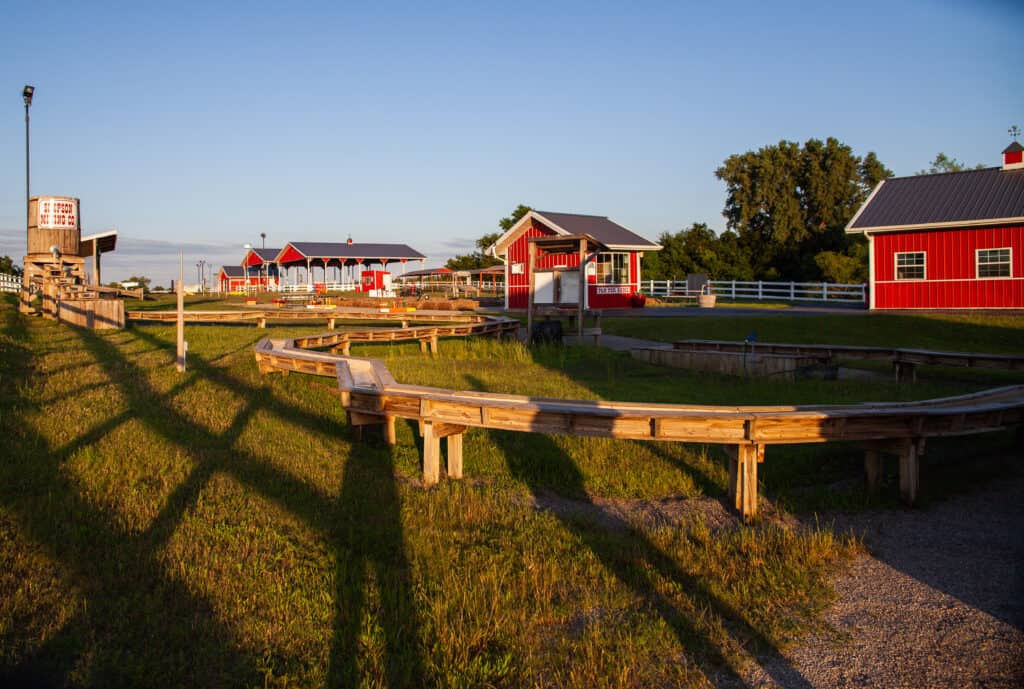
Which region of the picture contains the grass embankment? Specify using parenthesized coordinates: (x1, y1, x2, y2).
(1, 297, 1020, 687)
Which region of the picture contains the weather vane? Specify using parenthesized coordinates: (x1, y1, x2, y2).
(1010, 125, 1021, 142)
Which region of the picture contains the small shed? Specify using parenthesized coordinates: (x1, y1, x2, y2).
(218, 265, 247, 293)
(846, 141, 1024, 309)
(487, 210, 661, 309)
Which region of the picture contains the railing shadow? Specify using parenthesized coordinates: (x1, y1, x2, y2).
(464, 374, 814, 688)
(1, 316, 425, 687)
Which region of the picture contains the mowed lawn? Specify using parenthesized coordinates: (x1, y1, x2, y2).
(1, 295, 1021, 688)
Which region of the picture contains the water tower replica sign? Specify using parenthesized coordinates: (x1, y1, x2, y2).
(20, 196, 126, 329)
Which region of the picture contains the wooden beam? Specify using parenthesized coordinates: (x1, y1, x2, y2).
(527, 238, 537, 341)
(384, 415, 396, 445)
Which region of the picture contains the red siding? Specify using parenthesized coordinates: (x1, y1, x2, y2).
(504, 221, 640, 308)
(872, 225, 1024, 308)
(1005, 151, 1023, 165)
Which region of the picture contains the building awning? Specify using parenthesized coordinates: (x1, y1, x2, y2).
(79, 230, 117, 256)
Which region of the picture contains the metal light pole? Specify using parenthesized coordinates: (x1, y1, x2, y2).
(260, 232, 266, 249)
(23, 85, 34, 233)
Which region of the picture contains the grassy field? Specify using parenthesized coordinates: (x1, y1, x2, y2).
(1, 296, 1020, 688)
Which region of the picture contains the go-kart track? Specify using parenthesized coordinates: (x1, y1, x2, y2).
(245, 310, 1024, 520)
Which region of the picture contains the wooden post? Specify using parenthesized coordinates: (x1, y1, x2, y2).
(864, 449, 883, 490)
(422, 421, 441, 485)
(577, 238, 585, 338)
(447, 432, 463, 479)
(894, 360, 916, 384)
(384, 415, 396, 445)
(258, 317, 267, 329)
(899, 440, 922, 505)
(527, 239, 537, 342)
(419, 339, 428, 354)
(429, 334, 438, 355)
(176, 253, 185, 372)
(328, 318, 335, 330)
(728, 444, 760, 520)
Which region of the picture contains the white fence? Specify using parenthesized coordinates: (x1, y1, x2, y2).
(0, 273, 20, 294)
(642, 279, 866, 304)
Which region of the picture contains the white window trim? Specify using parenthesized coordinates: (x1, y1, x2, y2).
(894, 251, 926, 281)
(975, 247, 1012, 280)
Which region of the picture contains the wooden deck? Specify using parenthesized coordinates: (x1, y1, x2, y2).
(252, 319, 1024, 520)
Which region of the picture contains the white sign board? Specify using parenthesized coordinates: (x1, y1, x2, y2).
(36, 197, 79, 230)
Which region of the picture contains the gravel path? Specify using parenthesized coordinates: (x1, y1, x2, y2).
(744, 475, 1024, 688)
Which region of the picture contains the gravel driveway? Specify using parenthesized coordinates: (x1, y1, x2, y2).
(743, 474, 1024, 688)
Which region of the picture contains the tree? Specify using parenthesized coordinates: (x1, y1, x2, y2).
(643, 224, 754, 282)
(446, 204, 531, 270)
(916, 152, 985, 175)
(715, 137, 891, 281)
(0, 255, 22, 277)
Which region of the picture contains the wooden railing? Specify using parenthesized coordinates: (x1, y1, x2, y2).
(251, 317, 1024, 520)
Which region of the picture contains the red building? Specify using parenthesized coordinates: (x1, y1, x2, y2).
(846, 142, 1024, 309)
(218, 265, 247, 292)
(487, 210, 661, 309)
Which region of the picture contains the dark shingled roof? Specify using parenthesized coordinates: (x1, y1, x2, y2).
(285, 242, 426, 260)
(220, 265, 245, 277)
(251, 248, 282, 261)
(535, 211, 660, 249)
(848, 167, 1024, 231)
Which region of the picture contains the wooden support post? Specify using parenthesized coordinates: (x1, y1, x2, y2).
(864, 449, 883, 490)
(527, 239, 537, 342)
(447, 432, 463, 479)
(422, 421, 441, 486)
(728, 444, 760, 520)
(401, 320, 409, 329)
(384, 415, 396, 445)
(577, 238, 585, 338)
(899, 440, 922, 505)
(258, 317, 267, 329)
(328, 318, 335, 330)
(894, 360, 916, 384)
(419, 339, 428, 354)
(429, 334, 438, 355)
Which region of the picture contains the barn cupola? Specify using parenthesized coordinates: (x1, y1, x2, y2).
(1003, 141, 1024, 171)
(1004, 125, 1023, 170)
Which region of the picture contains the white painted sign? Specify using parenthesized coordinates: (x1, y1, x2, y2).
(595, 285, 632, 295)
(36, 196, 79, 230)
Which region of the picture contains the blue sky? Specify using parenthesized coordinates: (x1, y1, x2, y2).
(1, 0, 1021, 285)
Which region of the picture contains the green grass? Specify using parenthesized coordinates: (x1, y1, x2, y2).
(1, 296, 1020, 687)
(603, 312, 1024, 354)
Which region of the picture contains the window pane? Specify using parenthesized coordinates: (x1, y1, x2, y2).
(977, 248, 1010, 278)
(896, 252, 924, 280)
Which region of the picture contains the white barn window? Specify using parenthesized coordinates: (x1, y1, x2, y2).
(976, 248, 1011, 278)
(895, 252, 925, 280)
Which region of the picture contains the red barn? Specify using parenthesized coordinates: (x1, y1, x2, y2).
(846, 142, 1024, 309)
(487, 210, 661, 309)
(218, 265, 247, 292)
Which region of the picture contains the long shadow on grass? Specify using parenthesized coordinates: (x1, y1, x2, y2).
(466, 372, 814, 689)
(1, 317, 425, 687)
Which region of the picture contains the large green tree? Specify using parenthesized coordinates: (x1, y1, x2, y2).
(446, 204, 531, 270)
(642, 223, 753, 282)
(715, 137, 891, 280)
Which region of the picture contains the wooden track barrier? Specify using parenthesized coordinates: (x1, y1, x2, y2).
(252, 321, 1024, 521)
(675, 339, 1024, 383)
